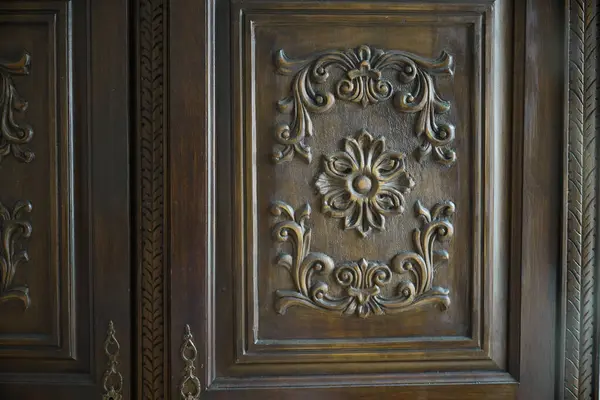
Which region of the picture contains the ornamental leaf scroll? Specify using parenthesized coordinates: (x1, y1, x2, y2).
(0, 200, 32, 308)
(271, 200, 454, 318)
(0, 52, 34, 163)
(273, 45, 455, 165)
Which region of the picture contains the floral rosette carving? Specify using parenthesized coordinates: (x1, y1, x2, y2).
(0, 52, 34, 163)
(315, 129, 415, 237)
(273, 45, 455, 165)
(270, 200, 453, 318)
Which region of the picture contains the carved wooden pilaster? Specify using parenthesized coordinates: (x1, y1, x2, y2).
(137, 0, 168, 398)
(564, 0, 599, 399)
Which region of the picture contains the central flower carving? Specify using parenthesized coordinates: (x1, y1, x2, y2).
(315, 129, 415, 237)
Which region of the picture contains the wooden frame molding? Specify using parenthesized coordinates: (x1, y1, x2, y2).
(136, 0, 169, 398)
(563, 0, 599, 399)
(132, 0, 600, 398)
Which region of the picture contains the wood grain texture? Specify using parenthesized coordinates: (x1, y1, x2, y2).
(138, 0, 168, 397)
(565, 0, 598, 399)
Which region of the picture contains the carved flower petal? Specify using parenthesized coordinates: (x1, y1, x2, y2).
(315, 172, 346, 195)
(344, 131, 374, 170)
(372, 186, 407, 215)
(323, 188, 354, 217)
(364, 200, 385, 232)
(323, 152, 358, 179)
(372, 151, 407, 182)
(344, 201, 363, 231)
(365, 136, 386, 169)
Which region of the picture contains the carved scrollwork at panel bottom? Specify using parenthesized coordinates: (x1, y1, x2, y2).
(0, 52, 34, 163)
(270, 200, 454, 318)
(103, 321, 123, 400)
(315, 129, 415, 237)
(0, 200, 32, 309)
(273, 45, 455, 165)
(180, 324, 201, 400)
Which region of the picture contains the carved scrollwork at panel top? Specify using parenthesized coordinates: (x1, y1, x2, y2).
(273, 45, 455, 166)
(0, 52, 34, 163)
(270, 200, 454, 318)
(0, 200, 32, 309)
(315, 129, 415, 237)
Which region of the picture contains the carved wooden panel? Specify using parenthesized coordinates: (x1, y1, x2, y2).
(204, 0, 517, 390)
(0, 1, 131, 396)
(163, 0, 569, 395)
(0, 2, 77, 365)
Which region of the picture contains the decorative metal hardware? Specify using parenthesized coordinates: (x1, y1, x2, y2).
(102, 321, 123, 400)
(180, 324, 201, 399)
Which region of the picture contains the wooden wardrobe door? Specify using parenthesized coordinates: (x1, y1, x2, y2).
(166, 0, 567, 399)
(0, 0, 131, 398)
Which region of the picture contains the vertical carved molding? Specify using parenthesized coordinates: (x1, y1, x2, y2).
(179, 325, 201, 400)
(565, 0, 599, 399)
(138, 0, 168, 398)
(103, 321, 124, 400)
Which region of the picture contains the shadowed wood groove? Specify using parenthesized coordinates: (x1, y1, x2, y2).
(139, 0, 168, 398)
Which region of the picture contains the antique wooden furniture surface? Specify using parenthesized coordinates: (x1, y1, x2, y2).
(0, 0, 598, 399)
(0, 0, 131, 398)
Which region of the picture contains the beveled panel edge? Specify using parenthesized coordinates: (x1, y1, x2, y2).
(0, 1, 77, 364)
(209, 370, 516, 391)
(232, 6, 500, 372)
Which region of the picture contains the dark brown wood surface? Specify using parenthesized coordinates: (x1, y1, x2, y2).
(1, 0, 597, 399)
(0, 0, 131, 398)
(167, 0, 568, 398)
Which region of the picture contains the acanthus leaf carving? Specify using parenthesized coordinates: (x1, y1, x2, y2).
(271, 200, 453, 318)
(315, 129, 415, 237)
(273, 45, 455, 165)
(0, 200, 32, 309)
(0, 52, 34, 163)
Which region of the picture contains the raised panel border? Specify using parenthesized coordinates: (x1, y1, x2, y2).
(232, 3, 497, 366)
(165, 0, 567, 398)
(0, 1, 75, 363)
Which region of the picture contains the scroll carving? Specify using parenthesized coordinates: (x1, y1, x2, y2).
(271, 200, 453, 318)
(273, 45, 455, 165)
(103, 321, 123, 400)
(0, 52, 34, 163)
(0, 200, 32, 308)
(564, 0, 599, 399)
(179, 324, 201, 400)
(315, 129, 415, 237)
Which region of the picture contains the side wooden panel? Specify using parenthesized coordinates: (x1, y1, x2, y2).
(0, 0, 78, 370)
(0, 0, 131, 398)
